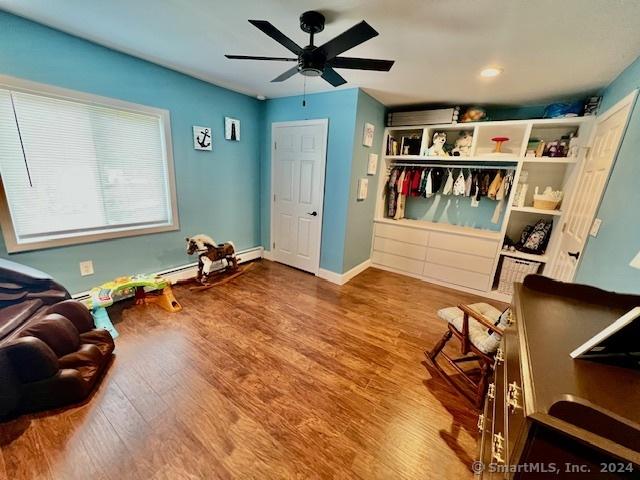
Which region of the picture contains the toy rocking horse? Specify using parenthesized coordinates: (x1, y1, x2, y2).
(185, 234, 238, 284)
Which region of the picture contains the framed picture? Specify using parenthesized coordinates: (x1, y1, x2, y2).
(225, 117, 240, 141)
(363, 122, 375, 147)
(193, 126, 212, 151)
(367, 153, 378, 175)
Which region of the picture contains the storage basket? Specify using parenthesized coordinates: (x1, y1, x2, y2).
(497, 256, 542, 296)
(532, 198, 560, 210)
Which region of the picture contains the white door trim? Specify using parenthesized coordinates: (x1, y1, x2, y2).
(597, 89, 638, 124)
(270, 119, 328, 275)
(551, 88, 637, 281)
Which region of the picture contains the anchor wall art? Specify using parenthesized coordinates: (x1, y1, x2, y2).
(193, 126, 212, 150)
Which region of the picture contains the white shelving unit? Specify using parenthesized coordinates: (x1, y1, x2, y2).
(371, 116, 595, 301)
(510, 206, 563, 216)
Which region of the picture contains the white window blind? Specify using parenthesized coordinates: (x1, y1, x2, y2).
(0, 85, 177, 252)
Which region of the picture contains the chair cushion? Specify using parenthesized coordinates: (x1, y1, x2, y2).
(79, 330, 115, 357)
(19, 314, 80, 357)
(437, 303, 504, 354)
(0, 299, 44, 341)
(58, 343, 103, 370)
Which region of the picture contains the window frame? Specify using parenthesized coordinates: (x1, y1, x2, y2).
(0, 75, 179, 253)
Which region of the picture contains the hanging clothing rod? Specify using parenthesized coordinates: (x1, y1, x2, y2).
(390, 162, 517, 170)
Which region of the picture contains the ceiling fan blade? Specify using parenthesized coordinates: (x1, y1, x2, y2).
(248, 20, 303, 55)
(317, 21, 378, 60)
(329, 57, 394, 71)
(271, 66, 299, 83)
(225, 55, 297, 62)
(321, 67, 347, 87)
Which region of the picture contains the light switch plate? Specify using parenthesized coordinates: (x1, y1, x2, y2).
(589, 218, 602, 237)
(357, 178, 368, 200)
(79, 260, 94, 276)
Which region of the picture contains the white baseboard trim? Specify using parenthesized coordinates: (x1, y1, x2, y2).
(72, 246, 264, 299)
(262, 249, 274, 261)
(317, 258, 372, 286)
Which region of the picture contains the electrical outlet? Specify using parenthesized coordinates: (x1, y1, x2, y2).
(79, 260, 94, 276)
(589, 218, 602, 237)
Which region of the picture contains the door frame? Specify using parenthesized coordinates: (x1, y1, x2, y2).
(551, 88, 638, 281)
(270, 119, 328, 275)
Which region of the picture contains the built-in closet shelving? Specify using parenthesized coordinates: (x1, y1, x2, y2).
(372, 117, 594, 301)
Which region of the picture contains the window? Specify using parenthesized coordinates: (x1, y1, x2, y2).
(0, 79, 178, 252)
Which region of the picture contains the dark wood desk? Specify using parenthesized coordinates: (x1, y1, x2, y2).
(477, 276, 640, 479)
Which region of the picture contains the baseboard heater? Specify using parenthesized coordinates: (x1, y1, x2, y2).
(72, 246, 263, 300)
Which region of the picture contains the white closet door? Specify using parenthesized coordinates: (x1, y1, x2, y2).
(271, 120, 327, 274)
(550, 91, 636, 282)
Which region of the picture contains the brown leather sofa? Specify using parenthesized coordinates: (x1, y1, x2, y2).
(0, 259, 114, 418)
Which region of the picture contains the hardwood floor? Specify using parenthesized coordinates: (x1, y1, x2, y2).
(0, 260, 504, 479)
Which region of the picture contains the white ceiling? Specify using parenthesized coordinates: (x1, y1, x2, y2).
(1, 0, 640, 107)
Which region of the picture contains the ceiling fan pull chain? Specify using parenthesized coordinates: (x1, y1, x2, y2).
(303, 76, 307, 107)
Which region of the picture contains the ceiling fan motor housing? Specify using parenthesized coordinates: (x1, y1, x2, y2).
(299, 11, 325, 34)
(298, 46, 325, 76)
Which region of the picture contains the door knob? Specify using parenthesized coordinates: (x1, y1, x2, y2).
(568, 251, 580, 259)
(307, 211, 318, 216)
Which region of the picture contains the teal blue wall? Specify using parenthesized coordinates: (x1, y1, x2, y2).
(0, 12, 262, 293)
(343, 90, 386, 271)
(261, 89, 359, 273)
(576, 55, 640, 293)
(404, 192, 505, 232)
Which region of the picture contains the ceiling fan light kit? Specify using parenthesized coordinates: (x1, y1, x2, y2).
(225, 11, 395, 87)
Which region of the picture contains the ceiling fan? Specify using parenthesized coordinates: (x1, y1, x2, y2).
(225, 11, 394, 87)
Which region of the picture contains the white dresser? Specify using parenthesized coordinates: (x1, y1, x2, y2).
(371, 219, 501, 295)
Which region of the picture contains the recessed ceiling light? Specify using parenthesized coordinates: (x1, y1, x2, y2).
(480, 67, 503, 78)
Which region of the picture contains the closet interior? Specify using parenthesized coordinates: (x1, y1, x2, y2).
(372, 117, 594, 301)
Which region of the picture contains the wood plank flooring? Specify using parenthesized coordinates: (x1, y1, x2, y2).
(0, 260, 504, 479)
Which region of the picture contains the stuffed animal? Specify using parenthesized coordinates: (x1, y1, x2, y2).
(460, 106, 487, 123)
(426, 132, 447, 156)
(451, 131, 473, 157)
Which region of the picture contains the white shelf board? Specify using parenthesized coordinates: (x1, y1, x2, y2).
(384, 155, 520, 163)
(374, 217, 501, 240)
(522, 156, 578, 164)
(510, 206, 563, 216)
(386, 116, 592, 131)
(499, 250, 548, 263)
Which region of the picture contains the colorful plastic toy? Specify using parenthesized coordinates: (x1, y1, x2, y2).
(87, 274, 182, 338)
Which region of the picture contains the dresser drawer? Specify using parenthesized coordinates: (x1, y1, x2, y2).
(374, 222, 429, 245)
(504, 323, 528, 465)
(423, 262, 491, 291)
(373, 236, 427, 261)
(489, 356, 507, 471)
(477, 387, 493, 476)
(426, 247, 495, 275)
(428, 231, 499, 258)
(372, 250, 424, 275)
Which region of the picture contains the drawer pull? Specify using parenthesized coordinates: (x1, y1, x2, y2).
(507, 310, 515, 326)
(487, 383, 496, 400)
(495, 346, 504, 364)
(507, 381, 522, 413)
(477, 413, 485, 432)
(492, 432, 505, 464)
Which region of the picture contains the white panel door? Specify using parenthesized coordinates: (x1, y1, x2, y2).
(550, 91, 636, 282)
(271, 120, 327, 274)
